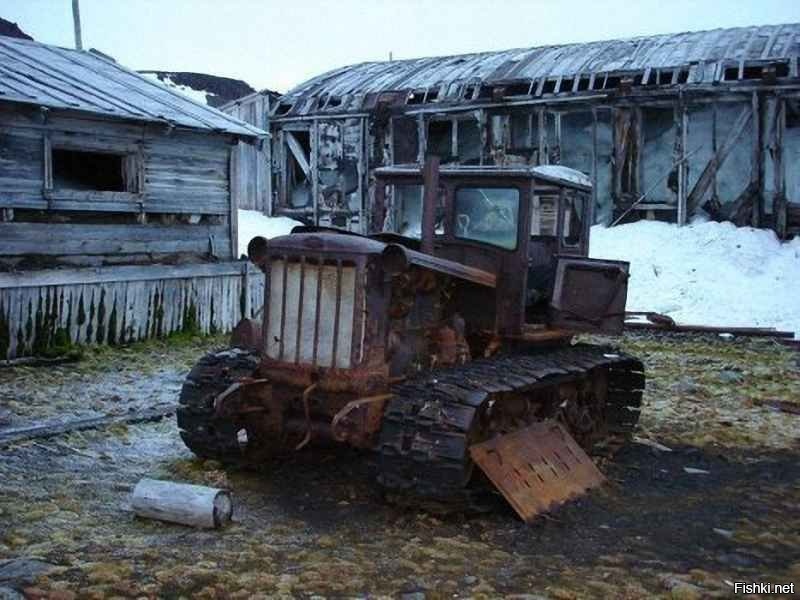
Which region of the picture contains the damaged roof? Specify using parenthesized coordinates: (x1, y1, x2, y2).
(0, 36, 264, 137)
(278, 23, 800, 116)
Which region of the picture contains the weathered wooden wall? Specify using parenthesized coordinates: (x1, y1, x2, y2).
(222, 92, 273, 214)
(0, 104, 236, 266)
(270, 89, 800, 237)
(0, 263, 264, 360)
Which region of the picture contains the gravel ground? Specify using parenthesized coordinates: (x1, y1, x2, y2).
(0, 332, 798, 599)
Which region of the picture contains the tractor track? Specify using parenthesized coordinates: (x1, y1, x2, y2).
(376, 344, 645, 507)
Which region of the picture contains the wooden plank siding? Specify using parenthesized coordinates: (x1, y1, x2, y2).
(0, 105, 237, 263)
(0, 262, 265, 359)
(221, 92, 274, 213)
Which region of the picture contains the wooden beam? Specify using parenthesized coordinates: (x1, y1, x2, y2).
(677, 97, 688, 225)
(686, 105, 752, 214)
(285, 131, 311, 179)
(750, 92, 762, 227)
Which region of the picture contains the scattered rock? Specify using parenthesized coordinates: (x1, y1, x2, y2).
(712, 528, 734, 539)
(683, 467, 710, 475)
(670, 582, 702, 600)
(661, 575, 703, 600)
(464, 575, 478, 585)
(0, 587, 24, 600)
(718, 369, 744, 384)
(0, 559, 57, 586)
(672, 377, 700, 395)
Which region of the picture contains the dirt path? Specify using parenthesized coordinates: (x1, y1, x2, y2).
(1, 333, 798, 598)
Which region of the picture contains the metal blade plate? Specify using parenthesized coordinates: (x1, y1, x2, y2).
(469, 421, 605, 523)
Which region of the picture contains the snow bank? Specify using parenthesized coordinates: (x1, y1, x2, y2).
(590, 220, 800, 337)
(237, 210, 302, 258)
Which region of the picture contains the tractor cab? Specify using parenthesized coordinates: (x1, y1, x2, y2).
(373, 162, 630, 337)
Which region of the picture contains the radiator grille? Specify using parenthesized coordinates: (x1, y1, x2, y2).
(265, 258, 358, 368)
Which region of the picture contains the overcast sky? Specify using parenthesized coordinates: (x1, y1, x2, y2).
(4, 0, 799, 93)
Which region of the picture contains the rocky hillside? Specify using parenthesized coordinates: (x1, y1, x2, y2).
(138, 71, 256, 107)
(0, 16, 33, 40)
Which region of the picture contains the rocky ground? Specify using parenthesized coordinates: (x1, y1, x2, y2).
(0, 332, 798, 599)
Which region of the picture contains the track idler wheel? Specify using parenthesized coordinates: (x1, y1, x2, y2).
(177, 348, 272, 463)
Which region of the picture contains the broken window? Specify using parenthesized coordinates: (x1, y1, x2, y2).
(390, 184, 423, 238)
(510, 113, 535, 154)
(456, 119, 482, 164)
(52, 149, 128, 191)
(786, 100, 800, 205)
(392, 117, 419, 164)
(284, 130, 312, 208)
(427, 120, 453, 160)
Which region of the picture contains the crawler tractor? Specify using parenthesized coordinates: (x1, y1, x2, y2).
(177, 160, 645, 518)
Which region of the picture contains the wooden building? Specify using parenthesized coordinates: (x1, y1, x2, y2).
(221, 89, 280, 213)
(267, 23, 800, 238)
(0, 37, 267, 359)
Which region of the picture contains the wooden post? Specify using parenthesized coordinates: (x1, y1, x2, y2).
(311, 120, 319, 226)
(131, 478, 233, 529)
(676, 96, 688, 226)
(229, 143, 239, 259)
(751, 92, 762, 227)
(420, 155, 440, 255)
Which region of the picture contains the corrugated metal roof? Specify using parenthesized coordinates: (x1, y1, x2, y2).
(0, 37, 265, 137)
(280, 23, 800, 115)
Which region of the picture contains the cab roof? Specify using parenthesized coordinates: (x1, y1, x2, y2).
(373, 164, 592, 191)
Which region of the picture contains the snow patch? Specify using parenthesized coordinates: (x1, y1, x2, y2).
(532, 165, 592, 188)
(141, 72, 210, 105)
(590, 220, 800, 337)
(237, 210, 302, 258)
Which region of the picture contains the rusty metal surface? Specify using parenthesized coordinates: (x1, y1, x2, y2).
(469, 421, 606, 523)
(550, 257, 631, 334)
(382, 244, 497, 288)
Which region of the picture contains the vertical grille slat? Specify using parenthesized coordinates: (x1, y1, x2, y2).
(312, 256, 323, 365)
(294, 257, 306, 364)
(331, 260, 342, 369)
(265, 257, 360, 369)
(278, 256, 288, 361)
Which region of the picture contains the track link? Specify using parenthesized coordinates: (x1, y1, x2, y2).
(376, 344, 644, 506)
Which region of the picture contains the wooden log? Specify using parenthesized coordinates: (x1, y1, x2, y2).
(131, 478, 233, 529)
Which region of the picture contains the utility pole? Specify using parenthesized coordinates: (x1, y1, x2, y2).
(72, 0, 83, 50)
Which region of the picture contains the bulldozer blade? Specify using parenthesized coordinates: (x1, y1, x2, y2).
(469, 421, 605, 523)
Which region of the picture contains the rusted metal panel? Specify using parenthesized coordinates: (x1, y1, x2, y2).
(550, 257, 630, 334)
(469, 421, 605, 523)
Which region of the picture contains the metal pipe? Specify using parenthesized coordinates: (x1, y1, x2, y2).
(294, 383, 317, 450)
(72, 0, 83, 51)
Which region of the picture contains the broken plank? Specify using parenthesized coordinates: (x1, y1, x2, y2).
(0, 404, 177, 446)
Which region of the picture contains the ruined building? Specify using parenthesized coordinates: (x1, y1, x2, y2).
(262, 23, 800, 238)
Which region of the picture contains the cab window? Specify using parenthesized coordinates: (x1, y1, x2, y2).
(530, 195, 558, 236)
(454, 187, 519, 250)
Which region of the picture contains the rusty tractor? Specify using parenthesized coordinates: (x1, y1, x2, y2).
(177, 159, 645, 520)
